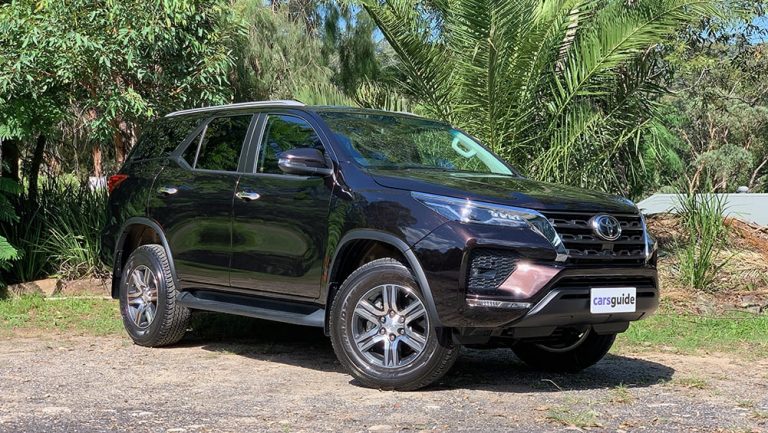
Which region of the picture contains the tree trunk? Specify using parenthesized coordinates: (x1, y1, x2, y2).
(92, 145, 103, 178)
(28, 134, 46, 204)
(1, 139, 20, 182)
(114, 126, 126, 168)
(114, 120, 137, 168)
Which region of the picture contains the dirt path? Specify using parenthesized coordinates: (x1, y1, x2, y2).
(1, 324, 766, 433)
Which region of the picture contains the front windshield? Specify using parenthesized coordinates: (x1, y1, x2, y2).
(318, 111, 515, 175)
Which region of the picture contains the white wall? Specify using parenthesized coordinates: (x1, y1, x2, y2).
(637, 194, 768, 226)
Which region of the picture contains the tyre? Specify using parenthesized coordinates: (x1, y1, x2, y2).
(330, 258, 459, 391)
(512, 329, 615, 373)
(118, 244, 190, 347)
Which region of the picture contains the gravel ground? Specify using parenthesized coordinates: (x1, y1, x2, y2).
(1, 322, 767, 433)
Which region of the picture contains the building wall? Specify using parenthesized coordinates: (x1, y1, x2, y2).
(638, 194, 768, 226)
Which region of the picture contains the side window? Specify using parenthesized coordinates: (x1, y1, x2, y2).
(129, 117, 201, 161)
(257, 115, 323, 174)
(183, 115, 252, 172)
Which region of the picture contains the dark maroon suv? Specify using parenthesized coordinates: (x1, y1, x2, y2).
(102, 100, 659, 390)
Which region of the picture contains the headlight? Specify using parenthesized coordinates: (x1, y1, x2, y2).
(412, 192, 567, 259)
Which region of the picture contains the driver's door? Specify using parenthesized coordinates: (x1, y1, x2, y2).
(229, 113, 333, 298)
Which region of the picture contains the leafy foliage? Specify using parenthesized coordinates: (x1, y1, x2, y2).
(361, 0, 718, 196)
(662, 6, 768, 193)
(231, 1, 336, 102)
(0, 176, 20, 286)
(676, 191, 729, 291)
(0, 177, 108, 284)
(0, 0, 241, 176)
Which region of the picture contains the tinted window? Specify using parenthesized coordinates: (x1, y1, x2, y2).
(318, 111, 514, 175)
(129, 117, 201, 161)
(185, 115, 252, 172)
(257, 115, 323, 174)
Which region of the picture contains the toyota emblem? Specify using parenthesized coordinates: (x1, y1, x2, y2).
(589, 214, 622, 241)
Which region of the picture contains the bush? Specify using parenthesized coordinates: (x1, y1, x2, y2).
(0, 176, 21, 288)
(0, 177, 108, 283)
(676, 191, 729, 291)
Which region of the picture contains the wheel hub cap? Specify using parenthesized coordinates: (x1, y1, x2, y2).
(351, 284, 429, 369)
(125, 265, 159, 329)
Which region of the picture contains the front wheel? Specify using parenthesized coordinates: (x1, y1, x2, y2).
(330, 258, 459, 391)
(512, 329, 615, 373)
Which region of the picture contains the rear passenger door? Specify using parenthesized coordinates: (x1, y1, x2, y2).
(230, 113, 333, 298)
(148, 114, 257, 290)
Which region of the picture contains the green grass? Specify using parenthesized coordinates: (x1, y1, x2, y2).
(545, 406, 600, 428)
(672, 377, 709, 389)
(1, 294, 766, 359)
(0, 294, 122, 336)
(616, 308, 768, 357)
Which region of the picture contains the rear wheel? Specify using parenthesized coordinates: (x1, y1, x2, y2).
(330, 258, 459, 391)
(512, 329, 615, 372)
(119, 244, 190, 347)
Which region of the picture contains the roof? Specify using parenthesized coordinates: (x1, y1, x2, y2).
(164, 100, 423, 119)
(164, 100, 305, 117)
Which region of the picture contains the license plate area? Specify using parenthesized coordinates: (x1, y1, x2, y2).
(590, 287, 637, 314)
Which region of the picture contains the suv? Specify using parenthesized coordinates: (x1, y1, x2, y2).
(102, 100, 658, 391)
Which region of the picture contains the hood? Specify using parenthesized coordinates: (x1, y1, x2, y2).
(369, 169, 637, 214)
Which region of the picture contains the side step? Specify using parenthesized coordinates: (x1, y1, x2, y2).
(177, 290, 325, 328)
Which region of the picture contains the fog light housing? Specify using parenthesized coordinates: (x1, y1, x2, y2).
(497, 262, 560, 299)
(465, 299, 531, 309)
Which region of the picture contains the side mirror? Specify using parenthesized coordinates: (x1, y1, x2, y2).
(278, 148, 333, 176)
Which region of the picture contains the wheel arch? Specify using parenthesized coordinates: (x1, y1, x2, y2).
(323, 230, 442, 334)
(110, 217, 178, 299)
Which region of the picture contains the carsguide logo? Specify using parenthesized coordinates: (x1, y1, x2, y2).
(590, 287, 637, 314)
(593, 293, 636, 309)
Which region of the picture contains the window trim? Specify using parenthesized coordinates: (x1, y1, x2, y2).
(173, 113, 259, 174)
(251, 112, 329, 176)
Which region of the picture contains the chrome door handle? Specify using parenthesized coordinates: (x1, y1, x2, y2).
(236, 191, 261, 201)
(157, 186, 178, 195)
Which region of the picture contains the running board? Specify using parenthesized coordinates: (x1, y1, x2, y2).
(176, 291, 325, 328)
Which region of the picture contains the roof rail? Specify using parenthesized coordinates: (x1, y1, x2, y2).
(165, 100, 305, 117)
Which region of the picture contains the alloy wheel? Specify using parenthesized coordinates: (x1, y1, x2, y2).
(351, 284, 429, 369)
(125, 264, 159, 329)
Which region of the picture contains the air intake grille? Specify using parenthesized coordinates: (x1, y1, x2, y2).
(467, 249, 517, 292)
(543, 212, 646, 264)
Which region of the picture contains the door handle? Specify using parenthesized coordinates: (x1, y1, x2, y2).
(157, 186, 178, 195)
(236, 191, 261, 201)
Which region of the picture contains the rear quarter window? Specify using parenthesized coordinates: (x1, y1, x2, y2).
(128, 116, 202, 161)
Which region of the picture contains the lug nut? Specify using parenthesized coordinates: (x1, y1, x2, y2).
(379, 328, 386, 335)
(398, 316, 405, 323)
(398, 329, 404, 335)
(389, 310, 396, 317)
(380, 316, 386, 323)
(389, 335, 395, 341)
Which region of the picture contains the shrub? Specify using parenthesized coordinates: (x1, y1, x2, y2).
(1, 176, 108, 283)
(0, 176, 20, 288)
(676, 191, 729, 291)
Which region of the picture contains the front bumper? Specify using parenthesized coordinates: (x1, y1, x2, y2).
(411, 221, 659, 330)
(458, 266, 658, 328)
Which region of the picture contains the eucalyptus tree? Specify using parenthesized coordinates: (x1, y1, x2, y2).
(0, 0, 241, 179)
(361, 0, 718, 196)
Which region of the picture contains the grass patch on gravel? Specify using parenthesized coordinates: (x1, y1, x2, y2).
(545, 406, 600, 428)
(616, 307, 768, 357)
(0, 294, 121, 336)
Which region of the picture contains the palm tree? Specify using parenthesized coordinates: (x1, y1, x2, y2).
(360, 0, 717, 196)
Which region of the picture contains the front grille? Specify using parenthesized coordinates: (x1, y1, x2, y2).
(466, 249, 517, 292)
(543, 211, 647, 264)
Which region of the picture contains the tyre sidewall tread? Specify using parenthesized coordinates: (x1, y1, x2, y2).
(119, 244, 190, 347)
(330, 258, 458, 391)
